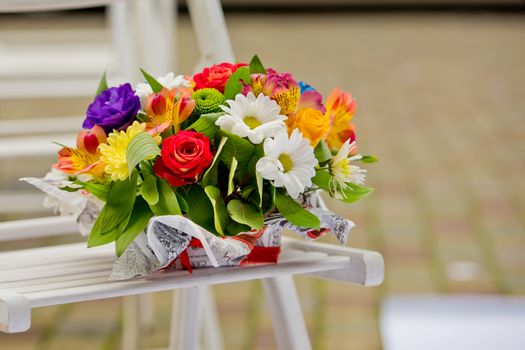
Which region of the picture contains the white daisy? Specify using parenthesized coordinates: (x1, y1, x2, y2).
(135, 72, 191, 107)
(256, 129, 318, 198)
(216, 92, 287, 144)
(329, 139, 366, 194)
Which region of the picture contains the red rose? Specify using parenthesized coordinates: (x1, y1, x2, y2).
(154, 131, 213, 187)
(193, 62, 247, 93)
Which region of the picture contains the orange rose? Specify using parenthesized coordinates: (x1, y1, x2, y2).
(286, 108, 330, 147)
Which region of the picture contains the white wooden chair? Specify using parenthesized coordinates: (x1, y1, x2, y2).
(0, 235, 384, 349)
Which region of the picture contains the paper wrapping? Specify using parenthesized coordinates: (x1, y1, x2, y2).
(23, 175, 355, 280)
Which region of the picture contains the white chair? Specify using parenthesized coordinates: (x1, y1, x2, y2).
(0, 236, 384, 349)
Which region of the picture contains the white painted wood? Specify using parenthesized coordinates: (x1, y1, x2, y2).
(0, 0, 114, 12)
(201, 287, 224, 350)
(0, 289, 31, 333)
(186, 0, 234, 71)
(0, 216, 78, 242)
(169, 286, 206, 350)
(262, 275, 312, 350)
(122, 295, 140, 350)
(0, 117, 82, 136)
(0, 133, 75, 158)
(282, 237, 385, 286)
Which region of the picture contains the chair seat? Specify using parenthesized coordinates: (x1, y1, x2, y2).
(0, 236, 383, 333)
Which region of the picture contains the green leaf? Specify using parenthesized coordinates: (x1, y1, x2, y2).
(141, 174, 159, 205)
(227, 221, 252, 235)
(227, 199, 264, 230)
(227, 157, 238, 195)
(223, 66, 251, 100)
(314, 140, 331, 164)
(359, 155, 379, 163)
(255, 171, 263, 206)
(340, 183, 374, 203)
(275, 191, 320, 230)
(311, 169, 331, 192)
(202, 137, 228, 187)
(249, 55, 266, 74)
(217, 130, 255, 168)
(126, 132, 160, 177)
(97, 172, 138, 234)
(74, 181, 109, 201)
(95, 71, 108, 96)
(204, 185, 229, 236)
(176, 188, 189, 212)
(87, 217, 120, 248)
(182, 185, 216, 233)
(187, 112, 223, 138)
(150, 179, 182, 215)
(115, 197, 153, 256)
(262, 183, 276, 213)
(140, 68, 164, 93)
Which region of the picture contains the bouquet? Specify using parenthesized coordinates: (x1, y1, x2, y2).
(23, 55, 375, 279)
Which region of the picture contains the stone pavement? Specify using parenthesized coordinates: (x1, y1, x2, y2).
(0, 10, 524, 350)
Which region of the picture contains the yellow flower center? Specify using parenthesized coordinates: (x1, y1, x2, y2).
(278, 153, 293, 172)
(243, 116, 262, 129)
(333, 158, 351, 177)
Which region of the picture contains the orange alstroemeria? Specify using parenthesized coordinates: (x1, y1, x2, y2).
(324, 88, 357, 150)
(54, 125, 106, 178)
(145, 87, 195, 133)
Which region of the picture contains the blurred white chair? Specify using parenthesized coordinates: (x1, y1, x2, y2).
(0, 1, 235, 349)
(381, 295, 525, 350)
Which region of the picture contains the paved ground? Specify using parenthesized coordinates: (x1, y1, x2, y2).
(0, 10, 524, 350)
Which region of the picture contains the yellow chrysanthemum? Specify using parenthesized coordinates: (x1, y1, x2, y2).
(286, 107, 330, 147)
(99, 121, 161, 181)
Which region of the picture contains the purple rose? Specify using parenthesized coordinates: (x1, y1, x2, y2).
(83, 83, 140, 133)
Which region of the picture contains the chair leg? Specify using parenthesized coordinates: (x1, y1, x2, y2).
(169, 286, 206, 350)
(202, 287, 224, 350)
(262, 275, 312, 350)
(122, 295, 140, 350)
(186, 0, 235, 71)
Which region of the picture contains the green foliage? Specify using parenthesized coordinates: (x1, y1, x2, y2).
(359, 155, 379, 163)
(226, 221, 252, 236)
(274, 191, 320, 230)
(314, 140, 331, 165)
(217, 130, 255, 168)
(341, 183, 374, 203)
(126, 132, 160, 177)
(97, 172, 138, 235)
(140, 68, 163, 93)
(187, 112, 223, 138)
(312, 169, 373, 203)
(261, 183, 276, 213)
(204, 185, 229, 236)
(115, 196, 153, 256)
(95, 71, 108, 96)
(223, 66, 250, 100)
(249, 55, 266, 74)
(87, 172, 138, 247)
(227, 157, 238, 195)
(182, 185, 216, 233)
(202, 137, 228, 187)
(141, 174, 159, 205)
(150, 179, 182, 215)
(227, 199, 264, 230)
(74, 181, 109, 201)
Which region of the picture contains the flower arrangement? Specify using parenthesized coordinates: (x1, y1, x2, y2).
(24, 55, 376, 279)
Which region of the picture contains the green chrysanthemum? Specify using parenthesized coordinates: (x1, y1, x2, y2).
(192, 88, 225, 117)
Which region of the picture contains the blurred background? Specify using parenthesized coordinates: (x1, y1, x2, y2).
(0, 0, 524, 349)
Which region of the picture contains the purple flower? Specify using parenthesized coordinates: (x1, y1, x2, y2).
(83, 83, 140, 133)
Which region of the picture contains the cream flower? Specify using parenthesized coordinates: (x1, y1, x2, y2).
(329, 139, 366, 195)
(216, 92, 287, 144)
(99, 121, 161, 181)
(136, 72, 192, 107)
(256, 129, 317, 198)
